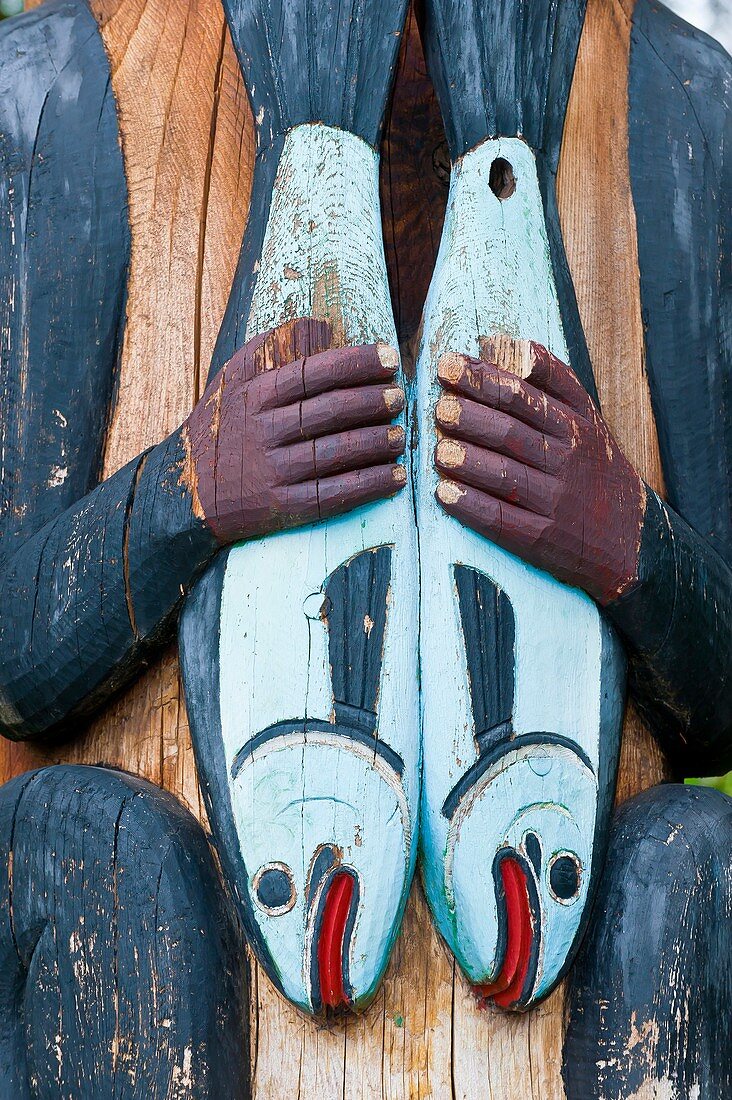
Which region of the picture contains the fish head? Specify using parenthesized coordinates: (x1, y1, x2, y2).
(230, 726, 413, 1015)
(445, 738, 597, 1010)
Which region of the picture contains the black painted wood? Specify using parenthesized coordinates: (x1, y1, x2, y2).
(418, 0, 586, 168)
(608, 490, 732, 776)
(454, 566, 515, 753)
(605, 3, 732, 776)
(223, 0, 409, 152)
(563, 783, 732, 1099)
(125, 432, 218, 639)
(629, 1, 731, 562)
(0, 765, 249, 1099)
(0, 0, 129, 557)
(0, 3, 727, 1084)
(325, 546, 392, 731)
(0, 428, 217, 741)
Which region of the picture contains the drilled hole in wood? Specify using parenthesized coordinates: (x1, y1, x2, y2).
(489, 157, 516, 200)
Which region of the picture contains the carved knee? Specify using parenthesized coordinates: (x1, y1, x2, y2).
(564, 783, 732, 1099)
(0, 765, 249, 1100)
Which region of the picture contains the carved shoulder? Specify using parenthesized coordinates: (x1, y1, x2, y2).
(0, 0, 130, 558)
(628, 0, 731, 557)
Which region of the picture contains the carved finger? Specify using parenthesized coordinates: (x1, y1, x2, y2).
(267, 384, 405, 444)
(524, 342, 593, 417)
(223, 318, 333, 385)
(434, 394, 563, 473)
(435, 480, 550, 556)
(256, 344, 400, 409)
(437, 353, 573, 439)
(276, 463, 405, 524)
(435, 439, 557, 516)
(315, 463, 407, 518)
(275, 425, 405, 483)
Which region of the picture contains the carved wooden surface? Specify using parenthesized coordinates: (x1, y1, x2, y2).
(0, 765, 249, 1097)
(0, 0, 683, 1096)
(564, 783, 732, 1098)
(416, 124, 625, 1010)
(556, 0, 670, 803)
(0, 0, 254, 806)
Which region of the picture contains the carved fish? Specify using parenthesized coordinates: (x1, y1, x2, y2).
(416, 0, 625, 1009)
(180, 0, 418, 1016)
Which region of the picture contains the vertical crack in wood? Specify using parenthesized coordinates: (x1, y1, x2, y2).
(122, 449, 150, 640)
(110, 792, 137, 1082)
(194, 22, 227, 405)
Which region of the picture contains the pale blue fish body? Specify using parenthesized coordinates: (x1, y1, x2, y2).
(416, 137, 625, 1005)
(182, 124, 420, 1015)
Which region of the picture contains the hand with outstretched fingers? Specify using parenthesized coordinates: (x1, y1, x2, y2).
(184, 326, 406, 545)
(434, 339, 646, 606)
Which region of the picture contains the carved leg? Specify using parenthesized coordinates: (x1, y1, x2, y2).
(0, 766, 248, 1099)
(564, 783, 732, 1098)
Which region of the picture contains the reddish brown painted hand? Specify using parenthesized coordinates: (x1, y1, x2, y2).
(434, 341, 646, 606)
(183, 325, 406, 545)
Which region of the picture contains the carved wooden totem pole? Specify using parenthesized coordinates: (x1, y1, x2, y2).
(0, 0, 730, 1097)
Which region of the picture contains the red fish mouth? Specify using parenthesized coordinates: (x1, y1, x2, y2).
(475, 855, 537, 1009)
(313, 870, 357, 1012)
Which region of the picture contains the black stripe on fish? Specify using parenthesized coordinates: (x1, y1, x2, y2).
(231, 719, 405, 782)
(442, 733, 595, 821)
(454, 565, 516, 755)
(230, 547, 397, 780)
(325, 546, 393, 724)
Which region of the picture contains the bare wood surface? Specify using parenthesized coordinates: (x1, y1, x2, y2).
(3, 1, 670, 1095)
(557, 0, 672, 803)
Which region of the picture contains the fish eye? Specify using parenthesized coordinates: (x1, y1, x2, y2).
(252, 862, 297, 915)
(548, 852, 582, 903)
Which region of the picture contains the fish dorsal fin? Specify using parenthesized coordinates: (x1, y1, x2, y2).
(454, 566, 516, 754)
(324, 547, 393, 732)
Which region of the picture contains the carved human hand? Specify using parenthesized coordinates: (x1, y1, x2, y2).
(434, 341, 646, 606)
(183, 327, 406, 545)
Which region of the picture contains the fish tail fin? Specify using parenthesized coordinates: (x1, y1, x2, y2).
(224, 0, 409, 150)
(419, 0, 586, 164)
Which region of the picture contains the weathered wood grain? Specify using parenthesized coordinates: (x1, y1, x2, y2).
(0, 3, 621, 1097)
(379, 2, 447, 348)
(609, 0, 732, 779)
(0, 8, 257, 1078)
(0, 0, 255, 798)
(557, 0, 671, 802)
(80, 0, 253, 809)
